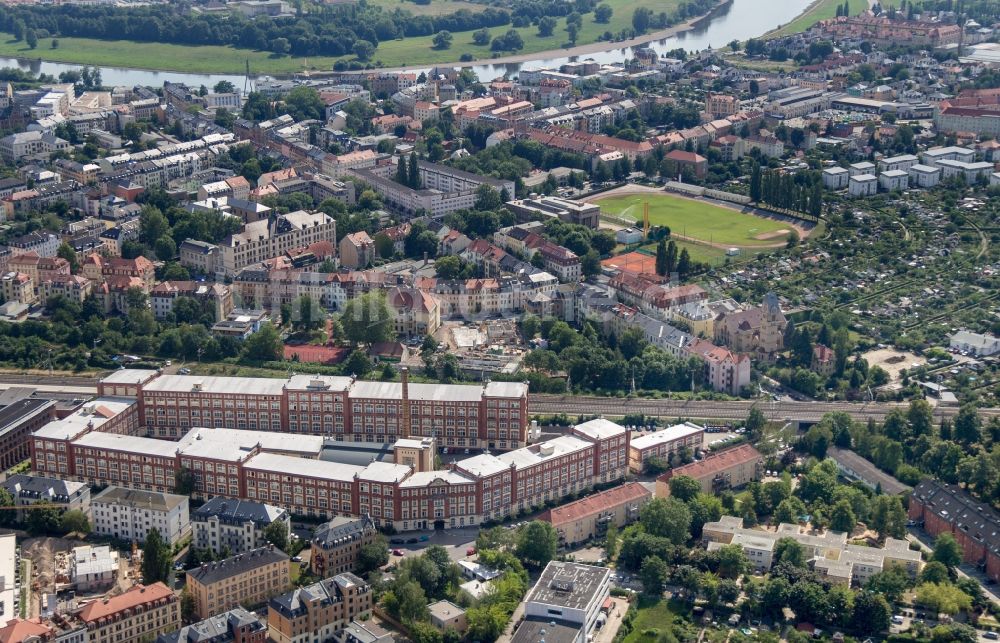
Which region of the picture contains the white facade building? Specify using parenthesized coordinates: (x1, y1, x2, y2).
(91, 486, 190, 546)
(879, 170, 908, 191)
(848, 174, 877, 197)
(822, 166, 849, 190)
(908, 164, 941, 188)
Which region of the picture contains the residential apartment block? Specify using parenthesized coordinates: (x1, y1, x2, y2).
(186, 545, 291, 619)
(540, 480, 651, 546)
(656, 444, 763, 496)
(192, 497, 291, 556)
(77, 583, 180, 643)
(628, 422, 705, 473)
(310, 515, 379, 577)
(217, 211, 337, 276)
(90, 486, 190, 545)
(267, 573, 372, 643)
(157, 607, 267, 643)
(703, 516, 922, 586)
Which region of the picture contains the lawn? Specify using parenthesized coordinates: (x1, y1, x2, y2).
(0, 0, 683, 74)
(635, 239, 730, 265)
(596, 193, 791, 247)
(767, 0, 900, 38)
(622, 598, 681, 643)
(368, 0, 486, 17)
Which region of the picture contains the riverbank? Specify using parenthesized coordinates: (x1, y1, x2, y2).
(0, 0, 692, 76)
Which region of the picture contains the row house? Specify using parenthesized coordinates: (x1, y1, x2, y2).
(150, 281, 234, 322)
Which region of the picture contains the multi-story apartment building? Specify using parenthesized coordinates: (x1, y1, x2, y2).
(217, 211, 336, 276)
(628, 422, 705, 473)
(150, 281, 234, 322)
(192, 497, 291, 556)
(91, 486, 190, 545)
(0, 397, 56, 471)
(310, 516, 379, 577)
(157, 607, 267, 643)
(30, 399, 628, 533)
(77, 583, 179, 643)
(540, 481, 651, 546)
(267, 573, 372, 643)
(656, 443, 763, 495)
(2, 473, 89, 522)
(686, 338, 752, 396)
(186, 545, 291, 619)
(703, 516, 922, 586)
(713, 293, 787, 361)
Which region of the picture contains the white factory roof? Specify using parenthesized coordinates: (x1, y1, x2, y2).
(400, 470, 475, 488)
(484, 381, 528, 398)
(882, 169, 908, 178)
(572, 418, 626, 441)
(101, 369, 158, 385)
(32, 398, 136, 440)
(348, 380, 485, 402)
(357, 461, 412, 483)
(177, 427, 324, 461)
(497, 435, 591, 471)
(455, 453, 510, 477)
(144, 374, 286, 396)
(244, 452, 363, 483)
(850, 173, 877, 182)
(630, 422, 704, 451)
(909, 163, 939, 174)
(286, 374, 354, 392)
(73, 431, 182, 458)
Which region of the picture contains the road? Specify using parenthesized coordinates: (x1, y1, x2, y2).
(907, 527, 1000, 606)
(2, 374, 1000, 424)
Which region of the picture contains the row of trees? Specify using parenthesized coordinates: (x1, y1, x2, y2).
(749, 163, 823, 218)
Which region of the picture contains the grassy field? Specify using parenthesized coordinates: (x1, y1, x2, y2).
(368, 0, 486, 16)
(0, 0, 682, 74)
(634, 238, 729, 265)
(767, 0, 901, 38)
(622, 599, 681, 643)
(596, 193, 791, 247)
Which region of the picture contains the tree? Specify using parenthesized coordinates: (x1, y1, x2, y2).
(214, 80, 236, 94)
(640, 555, 669, 595)
(537, 16, 557, 37)
(604, 523, 618, 561)
(871, 495, 907, 540)
(175, 467, 196, 495)
(271, 37, 291, 55)
(474, 184, 502, 211)
(409, 152, 422, 189)
(567, 22, 579, 45)
(467, 605, 507, 643)
(829, 500, 856, 533)
(516, 521, 557, 569)
(954, 404, 981, 445)
(25, 502, 61, 535)
(773, 537, 806, 567)
(773, 497, 806, 525)
(594, 3, 613, 23)
(915, 582, 972, 615)
(715, 543, 750, 579)
(655, 238, 668, 276)
(357, 539, 390, 574)
(51, 38, 58, 49)
(341, 291, 394, 347)
(155, 236, 177, 261)
(632, 7, 652, 33)
(932, 533, 962, 570)
(387, 579, 429, 622)
(12, 20, 25, 41)
(0, 489, 14, 527)
(640, 497, 691, 545)
(353, 40, 375, 61)
(181, 587, 197, 623)
(344, 349, 373, 377)
(25, 28, 37, 49)
(865, 566, 910, 603)
(263, 521, 289, 551)
(676, 247, 691, 278)
(473, 28, 492, 45)
(60, 510, 90, 535)
(668, 475, 702, 502)
(432, 30, 453, 50)
(140, 205, 170, 245)
(240, 322, 283, 361)
(746, 406, 766, 440)
(396, 155, 408, 186)
(57, 242, 79, 273)
(142, 528, 172, 584)
(920, 561, 950, 585)
(283, 86, 326, 121)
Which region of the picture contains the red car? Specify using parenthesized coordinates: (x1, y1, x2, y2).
(466, 547, 477, 556)
(393, 549, 405, 556)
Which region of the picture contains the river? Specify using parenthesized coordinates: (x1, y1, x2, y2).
(0, 0, 813, 86)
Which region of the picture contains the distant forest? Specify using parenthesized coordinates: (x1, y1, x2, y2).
(0, 0, 717, 59)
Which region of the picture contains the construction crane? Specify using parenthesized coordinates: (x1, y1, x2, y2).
(643, 202, 650, 241)
(244, 59, 255, 95)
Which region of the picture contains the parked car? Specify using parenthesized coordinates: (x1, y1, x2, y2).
(406, 537, 419, 544)
(419, 535, 430, 542)
(466, 547, 476, 556)
(392, 549, 405, 556)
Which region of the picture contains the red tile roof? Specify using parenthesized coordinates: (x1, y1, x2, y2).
(658, 443, 762, 484)
(78, 583, 174, 623)
(540, 482, 651, 526)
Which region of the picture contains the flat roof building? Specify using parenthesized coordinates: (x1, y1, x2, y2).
(523, 561, 611, 638)
(628, 423, 704, 472)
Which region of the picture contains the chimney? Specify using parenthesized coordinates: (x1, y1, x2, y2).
(400, 366, 410, 439)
